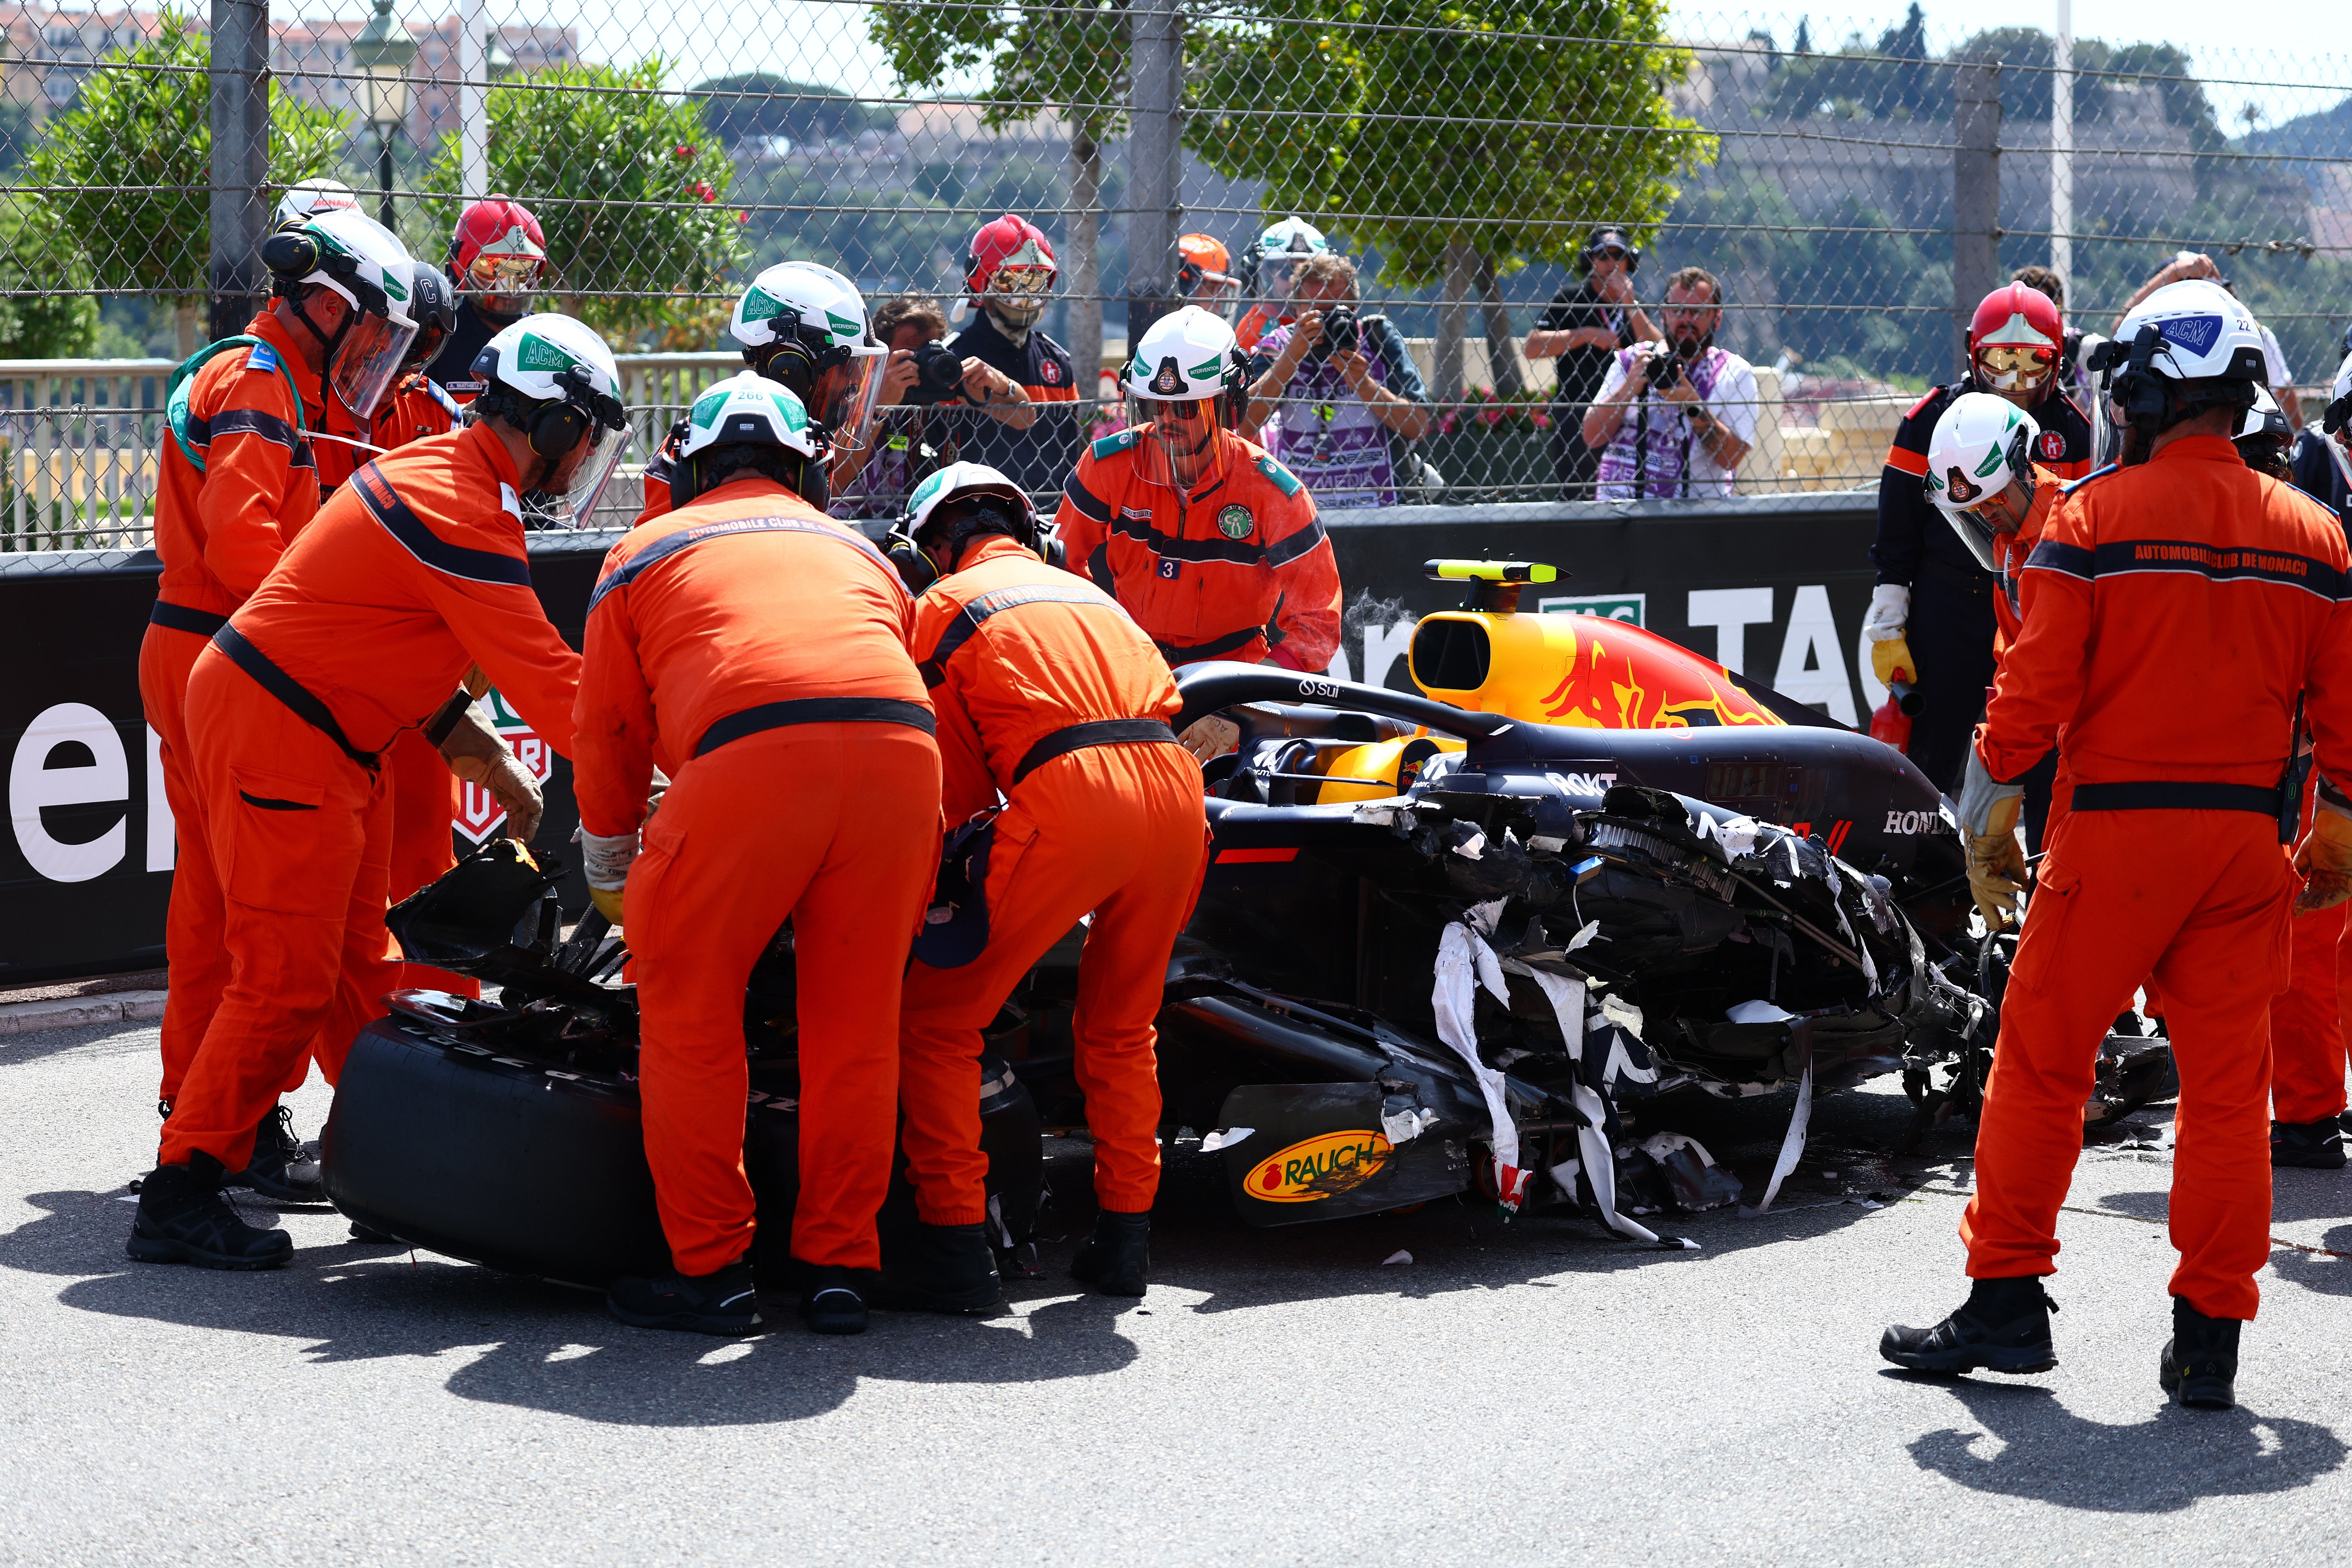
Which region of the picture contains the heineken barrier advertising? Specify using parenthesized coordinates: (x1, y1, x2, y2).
(0, 492, 1878, 983)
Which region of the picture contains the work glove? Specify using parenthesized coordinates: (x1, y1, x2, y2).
(1955, 745, 2027, 928)
(1178, 714, 1239, 764)
(576, 824, 639, 928)
(1865, 583, 1915, 688)
(2294, 780, 2352, 914)
(438, 702, 542, 843)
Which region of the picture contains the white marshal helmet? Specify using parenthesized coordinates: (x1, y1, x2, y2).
(1243, 216, 1330, 303)
(670, 370, 823, 508)
(2324, 349, 2352, 441)
(262, 206, 419, 420)
(1924, 391, 2039, 571)
(275, 177, 357, 226)
(728, 260, 886, 461)
(2107, 278, 2270, 393)
(2237, 385, 2291, 444)
(470, 312, 632, 525)
(1127, 305, 1243, 402)
(1125, 306, 1245, 493)
(901, 461, 1035, 544)
(885, 462, 1040, 592)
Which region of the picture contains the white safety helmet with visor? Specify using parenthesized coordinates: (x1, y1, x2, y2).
(731, 261, 887, 480)
(1924, 392, 2040, 572)
(1244, 217, 1330, 307)
(1124, 305, 1247, 495)
(470, 313, 632, 527)
(670, 370, 828, 512)
(260, 207, 420, 422)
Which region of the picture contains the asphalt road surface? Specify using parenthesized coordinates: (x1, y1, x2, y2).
(5, 1018, 2348, 1566)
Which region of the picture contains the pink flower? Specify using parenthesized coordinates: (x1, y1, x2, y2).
(673, 144, 696, 159)
(736, 210, 750, 224)
(1478, 405, 1504, 428)
(693, 180, 717, 202)
(1531, 412, 1551, 430)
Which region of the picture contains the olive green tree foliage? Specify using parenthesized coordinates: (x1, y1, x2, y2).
(24, 10, 344, 348)
(868, 0, 1128, 399)
(0, 198, 101, 358)
(689, 75, 898, 149)
(1185, 0, 1710, 394)
(423, 60, 749, 343)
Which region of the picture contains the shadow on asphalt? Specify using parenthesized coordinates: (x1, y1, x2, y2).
(1898, 1377, 2346, 1510)
(0, 1084, 1965, 1427)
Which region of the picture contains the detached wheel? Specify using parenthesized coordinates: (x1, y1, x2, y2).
(322, 1016, 669, 1288)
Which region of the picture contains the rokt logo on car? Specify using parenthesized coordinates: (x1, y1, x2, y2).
(1248, 1129, 1391, 1203)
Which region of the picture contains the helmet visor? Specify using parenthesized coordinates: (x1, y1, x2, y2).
(1934, 499, 2004, 572)
(527, 420, 634, 530)
(808, 345, 887, 456)
(330, 310, 419, 421)
(984, 264, 1053, 329)
(1976, 344, 2057, 396)
(1128, 394, 1233, 494)
(461, 251, 543, 304)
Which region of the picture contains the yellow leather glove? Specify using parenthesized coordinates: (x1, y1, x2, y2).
(1967, 793, 2028, 928)
(589, 885, 625, 926)
(2294, 805, 2352, 914)
(1870, 633, 1916, 689)
(438, 702, 542, 843)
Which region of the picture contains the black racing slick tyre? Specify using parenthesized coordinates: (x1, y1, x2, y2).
(322, 1017, 670, 1288)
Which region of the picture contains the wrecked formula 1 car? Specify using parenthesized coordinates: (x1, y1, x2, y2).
(323, 561, 2036, 1283)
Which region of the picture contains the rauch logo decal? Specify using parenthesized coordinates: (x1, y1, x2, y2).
(1247, 1129, 1391, 1203)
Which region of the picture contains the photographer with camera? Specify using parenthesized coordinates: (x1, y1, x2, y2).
(1241, 253, 1431, 509)
(1527, 226, 1660, 499)
(833, 295, 1034, 519)
(1580, 267, 1757, 501)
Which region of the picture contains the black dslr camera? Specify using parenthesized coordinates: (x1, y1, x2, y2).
(908, 341, 968, 405)
(1303, 304, 1360, 362)
(1638, 341, 1687, 391)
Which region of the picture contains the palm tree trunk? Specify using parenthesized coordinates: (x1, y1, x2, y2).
(1436, 238, 1478, 403)
(1477, 251, 1523, 399)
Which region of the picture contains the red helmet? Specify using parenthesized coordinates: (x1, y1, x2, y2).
(963, 213, 1057, 297)
(1968, 281, 2063, 398)
(447, 196, 546, 310)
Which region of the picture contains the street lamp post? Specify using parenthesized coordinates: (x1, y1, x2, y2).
(350, 0, 418, 230)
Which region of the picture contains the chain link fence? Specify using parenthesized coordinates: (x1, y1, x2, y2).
(0, 2, 2344, 546)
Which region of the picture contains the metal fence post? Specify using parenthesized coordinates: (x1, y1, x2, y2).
(1952, 57, 2001, 376)
(1125, 0, 1182, 346)
(460, 0, 488, 202)
(206, 0, 270, 344)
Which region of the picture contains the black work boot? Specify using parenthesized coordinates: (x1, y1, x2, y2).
(606, 1257, 761, 1336)
(126, 1153, 293, 1270)
(2160, 1297, 2241, 1410)
(230, 1104, 325, 1202)
(1070, 1209, 1151, 1297)
(2272, 1117, 2347, 1170)
(799, 1265, 869, 1335)
(882, 1222, 1006, 1315)
(1881, 1276, 2058, 1374)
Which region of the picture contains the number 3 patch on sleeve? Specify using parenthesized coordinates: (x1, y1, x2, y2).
(1156, 556, 1180, 580)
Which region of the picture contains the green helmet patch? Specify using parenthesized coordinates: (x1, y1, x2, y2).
(1189, 355, 1225, 381)
(740, 287, 785, 325)
(690, 388, 729, 429)
(516, 335, 580, 375)
(826, 311, 860, 341)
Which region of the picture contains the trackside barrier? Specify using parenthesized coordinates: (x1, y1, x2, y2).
(0, 491, 1877, 984)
